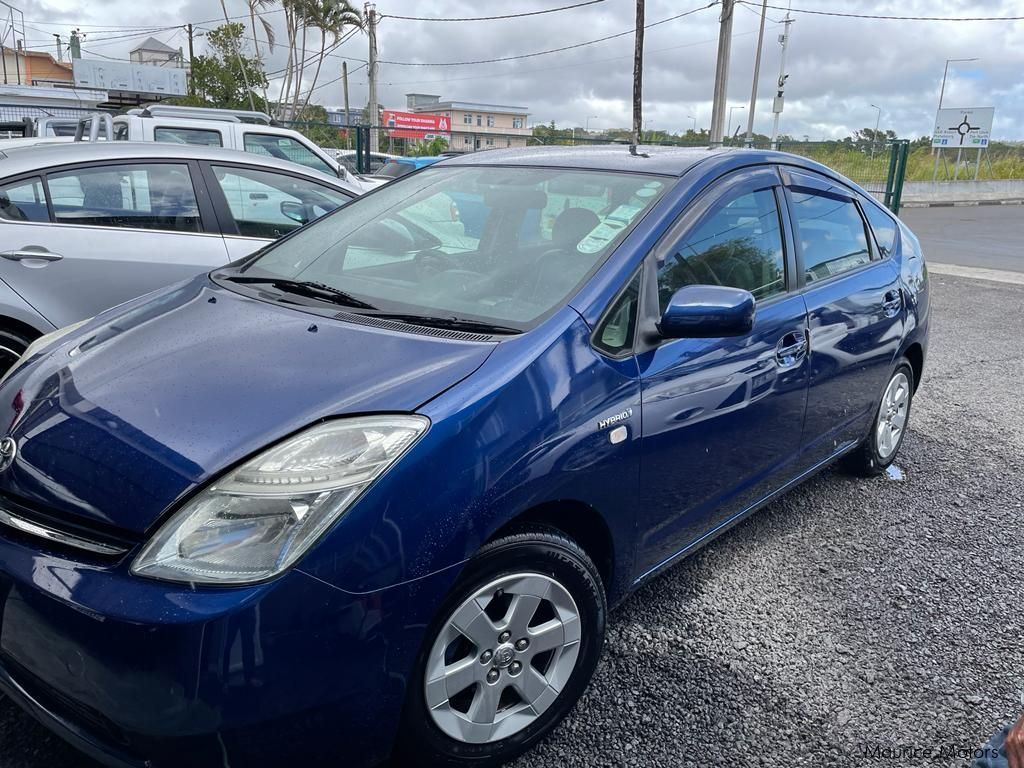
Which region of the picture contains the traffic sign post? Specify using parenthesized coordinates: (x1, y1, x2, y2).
(931, 106, 994, 181)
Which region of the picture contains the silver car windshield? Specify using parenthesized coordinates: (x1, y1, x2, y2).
(239, 166, 668, 329)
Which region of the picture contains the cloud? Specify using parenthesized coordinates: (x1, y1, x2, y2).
(20, 0, 1024, 140)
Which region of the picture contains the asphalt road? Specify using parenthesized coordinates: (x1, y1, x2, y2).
(2, 257, 1023, 766)
(901, 204, 1023, 273)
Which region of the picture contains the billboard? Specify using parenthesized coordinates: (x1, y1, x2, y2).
(72, 59, 187, 97)
(932, 107, 994, 148)
(382, 109, 450, 139)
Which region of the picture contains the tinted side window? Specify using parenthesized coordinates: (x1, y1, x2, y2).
(0, 177, 49, 222)
(790, 191, 871, 282)
(658, 187, 786, 310)
(594, 273, 640, 356)
(211, 165, 351, 239)
(862, 200, 898, 258)
(48, 164, 202, 233)
(243, 134, 334, 176)
(154, 127, 223, 147)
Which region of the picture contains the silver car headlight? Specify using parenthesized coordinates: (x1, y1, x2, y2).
(0, 318, 90, 388)
(132, 416, 429, 585)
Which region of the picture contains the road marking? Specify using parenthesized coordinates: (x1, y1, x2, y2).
(929, 262, 1024, 285)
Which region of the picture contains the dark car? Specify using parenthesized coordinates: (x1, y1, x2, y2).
(0, 145, 928, 768)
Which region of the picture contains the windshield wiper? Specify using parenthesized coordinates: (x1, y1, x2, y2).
(369, 313, 522, 336)
(223, 276, 378, 311)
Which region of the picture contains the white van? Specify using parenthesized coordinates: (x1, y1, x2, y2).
(111, 105, 372, 191)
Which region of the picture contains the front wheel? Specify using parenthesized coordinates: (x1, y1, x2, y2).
(0, 328, 34, 376)
(396, 529, 606, 767)
(845, 359, 914, 477)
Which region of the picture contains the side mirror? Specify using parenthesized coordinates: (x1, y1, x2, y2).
(658, 285, 755, 339)
(280, 201, 308, 225)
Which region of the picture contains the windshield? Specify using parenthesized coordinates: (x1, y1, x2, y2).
(234, 166, 668, 330)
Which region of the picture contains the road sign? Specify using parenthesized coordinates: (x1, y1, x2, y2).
(932, 107, 994, 148)
(381, 109, 450, 140)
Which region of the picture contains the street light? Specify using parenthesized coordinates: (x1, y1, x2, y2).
(870, 103, 882, 158)
(938, 57, 979, 110)
(585, 115, 599, 132)
(728, 105, 745, 140)
(687, 114, 697, 133)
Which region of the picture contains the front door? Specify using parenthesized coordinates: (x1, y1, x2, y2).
(635, 168, 809, 577)
(0, 161, 229, 329)
(781, 170, 904, 465)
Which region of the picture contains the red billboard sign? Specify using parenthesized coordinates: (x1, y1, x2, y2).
(381, 109, 450, 139)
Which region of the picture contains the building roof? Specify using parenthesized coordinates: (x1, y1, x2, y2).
(411, 101, 529, 116)
(131, 36, 178, 54)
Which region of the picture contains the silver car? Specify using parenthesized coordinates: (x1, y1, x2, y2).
(0, 142, 360, 368)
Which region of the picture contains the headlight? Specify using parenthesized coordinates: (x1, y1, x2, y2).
(132, 416, 429, 585)
(0, 318, 90, 388)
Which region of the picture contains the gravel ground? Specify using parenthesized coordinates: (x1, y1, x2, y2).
(2, 272, 1022, 767)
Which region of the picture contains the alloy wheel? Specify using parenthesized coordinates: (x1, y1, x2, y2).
(424, 572, 582, 744)
(876, 371, 910, 460)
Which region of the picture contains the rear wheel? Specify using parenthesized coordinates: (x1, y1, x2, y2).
(845, 359, 914, 477)
(0, 328, 33, 376)
(396, 529, 606, 767)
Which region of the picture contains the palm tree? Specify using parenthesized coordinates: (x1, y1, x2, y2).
(298, 0, 362, 114)
(246, 0, 276, 113)
(247, 0, 276, 58)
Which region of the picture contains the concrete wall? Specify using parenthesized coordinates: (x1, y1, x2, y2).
(900, 180, 1024, 204)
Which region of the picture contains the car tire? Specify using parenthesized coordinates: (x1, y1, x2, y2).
(845, 359, 915, 477)
(0, 327, 34, 376)
(395, 528, 607, 767)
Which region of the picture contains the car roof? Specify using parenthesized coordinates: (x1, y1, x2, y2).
(436, 144, 846, 179)
(0, 141, 352, 189)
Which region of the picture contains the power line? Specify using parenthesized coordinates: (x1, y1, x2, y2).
(379, 2, 718, 67)
(382, 0, 606, 23)
(739, 2, 1024, 21)
(381, 24, 773, 88)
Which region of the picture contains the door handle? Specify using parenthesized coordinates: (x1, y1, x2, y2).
(1, 249, 63, 263)
(775, 331, 808, 368)
(882, 289, 903, 318)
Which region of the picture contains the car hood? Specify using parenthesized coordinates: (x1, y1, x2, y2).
(0, 276, 495, 536)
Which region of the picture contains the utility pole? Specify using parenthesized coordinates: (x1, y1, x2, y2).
(366, 2, 379, 153)
(53, 33, 62, 62)
(342, 61, 351, 149)
(769, 12, 793, 149)
(186, 23, 195, 96)
(631, 0, 645, 146)
(219, 0, 256, 113)
(708, 0, 735, 146)
(744, 0, 768, 147)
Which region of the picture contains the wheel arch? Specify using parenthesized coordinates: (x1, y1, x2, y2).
(903, 341, 924, 392)
(486, 499, 617, 601)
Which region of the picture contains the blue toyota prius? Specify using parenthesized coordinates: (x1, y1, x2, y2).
(0, 146, 928, 767)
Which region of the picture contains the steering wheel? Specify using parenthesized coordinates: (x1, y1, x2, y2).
(414, 250, 461, 280)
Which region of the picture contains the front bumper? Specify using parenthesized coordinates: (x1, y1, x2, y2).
(0, 526, 460, 767)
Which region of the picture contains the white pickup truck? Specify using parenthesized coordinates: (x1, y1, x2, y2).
(108, 105, 372, 191)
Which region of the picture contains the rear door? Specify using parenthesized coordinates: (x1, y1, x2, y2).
(781, 168, 903, 465)
(635, 167, 809, 576)
(200, 162, 355, 261)
(0, 160, 228, 328)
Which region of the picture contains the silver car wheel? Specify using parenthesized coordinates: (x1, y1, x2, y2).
(424, 572, 582, 745)
(876, 371, 910, 460)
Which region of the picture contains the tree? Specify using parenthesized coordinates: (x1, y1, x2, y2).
(297, 0, 362, 114)
(279, 0, 363, 120)
(174, 23, 269, 112)
(408, 136, 449, 156)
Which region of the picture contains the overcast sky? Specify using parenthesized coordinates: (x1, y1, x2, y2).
(11, 0, 1024, 140)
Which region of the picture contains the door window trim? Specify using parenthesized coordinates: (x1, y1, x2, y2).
(12, 159, 220, 236)
(198, 160, 355, 241)
(632, 166, 794, 353)
(779, 169, 881, 292)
